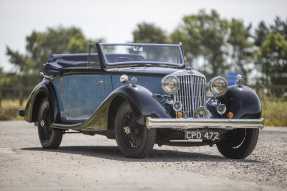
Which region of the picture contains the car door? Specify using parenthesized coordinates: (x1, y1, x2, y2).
(53, 70, 112, 122)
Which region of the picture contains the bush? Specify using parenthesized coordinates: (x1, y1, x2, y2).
(262, 97, 287, 127)
(0, 108, 18, 120)
(0, 100, 24, 121)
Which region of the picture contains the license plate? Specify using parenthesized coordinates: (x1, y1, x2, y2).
(185, 130, 220, 141)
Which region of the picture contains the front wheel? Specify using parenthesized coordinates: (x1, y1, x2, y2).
(216, 128, 259, 159)
(114, 102, 156, 158)
(37, 98, 63, 149)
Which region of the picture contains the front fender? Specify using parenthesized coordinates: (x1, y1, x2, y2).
(219, 85, 262, 119)
(112, 84, 170, 118)
(91, 84, 170, 130)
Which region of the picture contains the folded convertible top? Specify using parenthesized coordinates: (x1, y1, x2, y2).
(43, 53, 145, 75)
(43, 53, 99, 75)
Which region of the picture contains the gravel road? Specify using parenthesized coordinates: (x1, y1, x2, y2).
(0, 121, 286, 191)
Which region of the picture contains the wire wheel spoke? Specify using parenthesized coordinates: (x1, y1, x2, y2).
(120, 112, 144, 149)
(40, 107, 52, 141)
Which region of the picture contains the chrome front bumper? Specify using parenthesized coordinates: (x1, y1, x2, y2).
(146, 117, 264, 130)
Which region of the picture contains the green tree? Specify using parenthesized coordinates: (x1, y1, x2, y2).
(270, 17, 287, 37)
(255, 17, 287, 90)
(132, 22, 168, 43)
(6, 48, 32, 73)
(258, 32, 287, 86)
(227, 19, 255, 83)
(170, 10, 229, 78)
(6, 26, 91, 74)
(254, 21, 269, 47)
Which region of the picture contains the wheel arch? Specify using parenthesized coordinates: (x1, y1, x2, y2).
(107, 95, 127, 135)
(31, 91, 48, 122)
(24, 80, 59, 123)
(105, 84, 170, 133)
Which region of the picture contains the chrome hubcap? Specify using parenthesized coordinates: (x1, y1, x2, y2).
(123, 126, 131, 134)
(40, 120, 45, 127)
(120, 112, 145, 149)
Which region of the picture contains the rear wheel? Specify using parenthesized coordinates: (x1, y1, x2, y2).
(216, 127, 259, 159)
(37, 98, 63, 149)
(114, 102, 156, 158)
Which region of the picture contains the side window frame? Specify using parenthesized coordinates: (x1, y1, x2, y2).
(88, 43, 105, 70)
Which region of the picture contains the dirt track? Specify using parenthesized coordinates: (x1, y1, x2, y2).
(0, 121, 286, 191)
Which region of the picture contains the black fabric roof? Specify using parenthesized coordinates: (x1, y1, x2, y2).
(48, 53, 99, 63)
(43, 53, 145, 75)
(43, 53, 99, 75)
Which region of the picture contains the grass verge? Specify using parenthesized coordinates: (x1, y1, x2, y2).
(0, 99, 25, 121)
(262, 97, 287, 127)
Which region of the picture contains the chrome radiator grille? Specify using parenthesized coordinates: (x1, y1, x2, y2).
(174, 73, 206, 118)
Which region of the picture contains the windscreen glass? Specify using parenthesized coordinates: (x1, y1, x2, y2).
(100, 44, 184, 66)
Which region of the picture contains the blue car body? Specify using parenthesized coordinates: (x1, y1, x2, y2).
(52, 67, 169, 121)
(20, 43, 263, 159)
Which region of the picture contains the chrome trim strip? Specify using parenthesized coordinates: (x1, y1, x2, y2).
(100, 42, 182, 46)
(146, 117, 264, 129)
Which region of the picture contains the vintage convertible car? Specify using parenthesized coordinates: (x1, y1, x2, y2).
(19, 43, 264, 158)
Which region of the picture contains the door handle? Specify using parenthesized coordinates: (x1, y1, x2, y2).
(96, 80, 104, 85)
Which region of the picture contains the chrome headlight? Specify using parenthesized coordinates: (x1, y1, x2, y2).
(209, 76, 228, 97)
(161, 75, 179, 94)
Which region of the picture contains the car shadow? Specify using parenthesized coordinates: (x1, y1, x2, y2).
(21, 145, 261, 163)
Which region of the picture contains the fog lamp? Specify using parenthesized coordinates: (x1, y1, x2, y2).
(216, 104, 226, 115)
(173, 101, 182, 111)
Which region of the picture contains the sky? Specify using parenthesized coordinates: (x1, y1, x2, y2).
(0, 0, 287, 72)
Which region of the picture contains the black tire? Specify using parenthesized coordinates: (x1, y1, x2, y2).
(37, 98, 63, 149)
(216, 127, 259, 159)
(114, 102, 156, 158)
